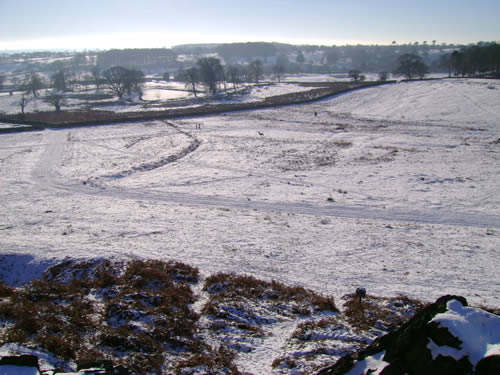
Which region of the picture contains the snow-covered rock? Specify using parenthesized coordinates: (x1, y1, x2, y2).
(315, 295, 500, 375)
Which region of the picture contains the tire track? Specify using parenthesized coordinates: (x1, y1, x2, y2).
(35, 128, 500, 229)
(92, 121, 201, 181)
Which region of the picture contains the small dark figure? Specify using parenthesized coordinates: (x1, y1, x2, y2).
(258, 131, 264, 136)
(355, 287, 366, 303)
(314, 112, 318, 117)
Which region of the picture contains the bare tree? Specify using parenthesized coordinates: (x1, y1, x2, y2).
(90, 65, 102, 91)
(19, 94, 28, 115)
(248, 59, 263, 85)
(217, 64, 227, 92)
(103, 66, 129, 98)
(177, 67, 199, 97)
(449, 51, 465, 77)
(395, 54, 429, 80)
(226, 65, 243, 89)
(197, 57, 222, 95)
(348, 69, 362, 82)
(43, 93, 66, 112)
(378, 71, 389, 81)
(416, 62, 430, 79)
(51, 69, 68, 92)
(24, 73, 44, 97)
(102, 66, 144, 99)
(273, 63, 285, 82)
(125, 69, 144, 97)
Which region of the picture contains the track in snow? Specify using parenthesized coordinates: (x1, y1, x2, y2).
(35, 128, 500, 230)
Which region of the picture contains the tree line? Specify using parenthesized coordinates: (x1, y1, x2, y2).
(443, 43, 500, 77)
(175, 57, 266, 97)
(4, 41, 499, 80)
(13, 65, 145, 115)
(6, 41, 498, 115)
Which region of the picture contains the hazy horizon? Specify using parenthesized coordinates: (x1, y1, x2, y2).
(1, 37, 498, 54)
(1, 0, 499, 51)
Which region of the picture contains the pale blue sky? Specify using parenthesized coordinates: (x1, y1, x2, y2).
(1, 0, 499, 50)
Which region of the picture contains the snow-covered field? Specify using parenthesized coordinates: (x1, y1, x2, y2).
(1, 78, 499, 310)
(0, 82, 314, 114)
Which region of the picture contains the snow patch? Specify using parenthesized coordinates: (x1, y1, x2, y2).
(344, 351, 389, 375)
(428, 299, 500, 366)
(0, 254, 57, 286)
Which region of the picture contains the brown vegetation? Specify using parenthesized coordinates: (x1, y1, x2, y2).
(343, 293, 426, 331)
(0, 259, 202, 373)
(203, 272, 337, 314)
(0, 259, 432, 374)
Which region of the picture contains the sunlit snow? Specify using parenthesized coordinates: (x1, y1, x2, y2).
(1, 79, 499, 312)
(428, 300, 500, 365)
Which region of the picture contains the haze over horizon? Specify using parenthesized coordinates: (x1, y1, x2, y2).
(1, 0, 499, 51)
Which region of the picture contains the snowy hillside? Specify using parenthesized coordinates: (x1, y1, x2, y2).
(0, 77, 499, 373)
(1, 78, 499, 300)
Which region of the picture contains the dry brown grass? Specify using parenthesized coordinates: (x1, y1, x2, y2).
(0, 281, 14, 297)
(0, 258, 203, 373)
(174, 345, 240, 375)
(343, 294, 425, 331)
(203, 273, 337, 314)
(0, 260, 436, 374)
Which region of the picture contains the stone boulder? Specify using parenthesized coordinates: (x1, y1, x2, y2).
(315, 295, 500, 375)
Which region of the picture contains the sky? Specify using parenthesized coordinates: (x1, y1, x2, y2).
(1, 0, 499, 51)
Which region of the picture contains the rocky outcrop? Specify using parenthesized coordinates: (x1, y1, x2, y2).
(315, 295, 500, 375)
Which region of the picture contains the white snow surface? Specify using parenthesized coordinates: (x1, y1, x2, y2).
(344, 351, 389, 375)
(428, 299, 500, 365)
(0, 365, 39, 375)
(1, 78, 499, 313)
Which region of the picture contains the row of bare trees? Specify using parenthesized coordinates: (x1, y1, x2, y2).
(14, 65, 146, 114)
(176, 57, 266, 97)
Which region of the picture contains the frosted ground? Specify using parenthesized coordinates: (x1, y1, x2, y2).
(0, 78, 499, 310)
